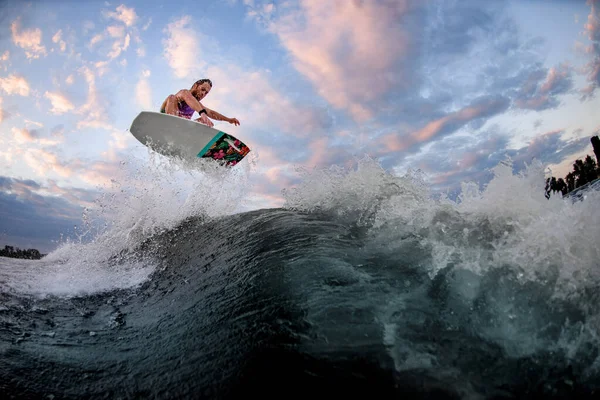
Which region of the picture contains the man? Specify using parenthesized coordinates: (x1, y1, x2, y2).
(160, 79, 240, 128)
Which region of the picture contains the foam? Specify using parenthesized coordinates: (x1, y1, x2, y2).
(6, 150, 255, 298)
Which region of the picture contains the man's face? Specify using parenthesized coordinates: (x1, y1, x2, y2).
(195, 82, 211, 100)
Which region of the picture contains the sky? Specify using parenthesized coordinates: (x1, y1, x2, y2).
(0, 0, 599, 252)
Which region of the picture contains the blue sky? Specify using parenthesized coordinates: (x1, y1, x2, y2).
(0, 0, 599, 252)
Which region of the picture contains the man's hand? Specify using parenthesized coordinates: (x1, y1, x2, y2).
(195, 114, 214, 127)
(228, 117, 240, 126)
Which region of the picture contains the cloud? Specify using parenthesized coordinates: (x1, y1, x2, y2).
(76, 159, 126, 187)
(135, 69, 153, 110)
(44, 91, 75, 115)
(104, 4, 138, 27)
(265, 0, 415, 121)
(403, 128, 594, 195)
(11, 126, 60, 147)
(10, 17, 47, 59)
(52, 29, 66, 52)
(142, 17, 152, 31)
(162, 16, 203, 79)
(83, 20, 95, 34)
(245, 1, 276, 26)
(86, 5, 140, 70)
(0, 74, 30, 96)
(379, 95, 510, 154)
(107, 32, 130, 60)
(11, 127, 40, 143)
(76, 66, 110, 129)
(22, 148, 72, 177)
(406, 1, 568, 122)
(158, 13, 332, 136)
(89, 33, 104, 47)
(581, 0, 600, 97)
(89, 25, 131, 63)
(0, 96, 4, 123)
(204, 64, 332, 137)
(514, 64, 573, 110)
(304, 136, 331, 167)
(0, 50, 9, 71)
(107, 25, 125, 38)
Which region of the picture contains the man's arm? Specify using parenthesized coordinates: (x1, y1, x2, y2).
(205, 108, 240, 126)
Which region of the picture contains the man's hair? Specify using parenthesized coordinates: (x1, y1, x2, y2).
(193, 79, 212, 88)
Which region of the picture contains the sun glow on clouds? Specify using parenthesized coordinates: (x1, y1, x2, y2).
(266, 0, 411, 121)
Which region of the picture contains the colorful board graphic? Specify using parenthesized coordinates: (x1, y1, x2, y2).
(198, 132, 251, 166)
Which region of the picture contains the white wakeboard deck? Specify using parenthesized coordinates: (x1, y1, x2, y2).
(130, 111, 220, 160)
(129, 111, 250, 166)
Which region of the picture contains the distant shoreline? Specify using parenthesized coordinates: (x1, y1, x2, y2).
(0, 245, 46, 260)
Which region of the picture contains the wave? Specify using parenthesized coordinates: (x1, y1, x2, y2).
(1, 155, 599, 399)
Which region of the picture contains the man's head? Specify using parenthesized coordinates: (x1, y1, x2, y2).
(191, 79, 212, 100)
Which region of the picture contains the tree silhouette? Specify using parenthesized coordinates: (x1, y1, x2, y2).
(584, 155, 597, 183)
(592, 135, 600, 166)
(545, 136, 599, 199)
(0, 245, 44, 259)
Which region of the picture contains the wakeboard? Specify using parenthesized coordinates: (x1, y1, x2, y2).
(129, 111, 250, 166)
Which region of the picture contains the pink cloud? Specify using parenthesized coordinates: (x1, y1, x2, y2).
(23, 148, 72, 178)
(305, 137, 330, 167)
(378, 98, 508, 154)
(11, 18, 47, 59)
(12, 127, 39, 143)
(457, 152, 480, 170)
(162, 16, 203, 79)
(45, 180, 96, 208)
(44, 91, 75, 115)
(515, 64, 572, 109)
(582, 0, 600, 95)
(52, 30, 67, 52)
(0, 74, 30, 96)
(105, 4, 138, 27)
(78, 160, 125, 188)
(539, 65, 570, 94)
(76, 67, 111, 129)
(268, 0, 412, 121)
